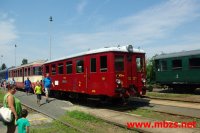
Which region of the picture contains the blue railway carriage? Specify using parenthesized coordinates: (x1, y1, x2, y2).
(0, 68, 9, 80)
(0, 68, 9, 86)
(154, 49, 200, 91)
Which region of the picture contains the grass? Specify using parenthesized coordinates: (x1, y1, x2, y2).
(57, 110, 134, 133)
(0, 89, 5, 104)
(146, 92, 192, 99)
(30, 110, 136, 133)
(128, 108, 200, 128)
(30, 121, 78, 133)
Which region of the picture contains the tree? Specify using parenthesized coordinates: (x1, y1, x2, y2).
(1, 63, 7, 70)
(146, 55, 157, 84)
(21, 59, 28, 65)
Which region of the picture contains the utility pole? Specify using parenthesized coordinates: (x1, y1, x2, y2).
(49, 16, 53, 60)
(15, 44, 17, 67)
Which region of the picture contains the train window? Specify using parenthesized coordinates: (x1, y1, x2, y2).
(28, 68, 31, 76)
(172, 59, 182, 70)
(136, 57, 144, 72)
(33, 67, 42, 75)
(24, 69, 27, 76)
(58, 63, 64, 74)
(115, 55, 124, 72)
(160, 60, 167, 71)
(66, 61, 72, 74)
(20, 69, 23, 76)
(45, 65, 49, 73)
(100, 56, 107, 72)
(189, 58, 200, 69)
(17, 70, 18, 77)
(90, 58, 96, 72)
(76, 60, 84, 73)
(51, 64, 56, 75)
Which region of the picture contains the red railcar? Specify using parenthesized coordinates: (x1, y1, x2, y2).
(43, 45, 146, 99)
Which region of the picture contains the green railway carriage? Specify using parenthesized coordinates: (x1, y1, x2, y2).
(154, 49, 200, 90)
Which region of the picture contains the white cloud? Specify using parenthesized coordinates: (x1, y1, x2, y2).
(61, 0, 200, 57)
(0, 12, 18, 67)
(0, 21, 18, 42)
(111, 0, 199, 42)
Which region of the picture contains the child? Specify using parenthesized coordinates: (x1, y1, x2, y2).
(34, 80, 42, 106)
(16, 109, 30, 133)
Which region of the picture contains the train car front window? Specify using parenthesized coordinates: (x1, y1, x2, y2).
(100, 56, 107, 72)
(90, 58, 96, 72)
(136, 57, 144, 72)
(45, 65, 49, 73)
(115, 55, 124, 72)
(58, 63, 64, 74)
(66, 61, 72, 74)
(76, 60, 84, 73)
(51, 64, 56, 75)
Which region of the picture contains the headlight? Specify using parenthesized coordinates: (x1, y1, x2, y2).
(142, 78, 146, 83)
(116, 79, 121, 85)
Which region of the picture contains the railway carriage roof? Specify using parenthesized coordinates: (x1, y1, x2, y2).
(154, 49, 200, 60)
(9, 60, 46, 70)
(45, 45, 145, 64)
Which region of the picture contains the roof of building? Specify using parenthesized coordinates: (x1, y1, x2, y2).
(154, 49, 200, 60)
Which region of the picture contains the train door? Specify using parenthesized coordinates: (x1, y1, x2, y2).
(86, 55, 98, 95)
(127, 54, 137, 89)
(65, 61, 73, 92)
(135, 55, 145, 94)
(73, 58, 86, 93)
(127, 54, 145, 95)
(57, 62, 65, 91)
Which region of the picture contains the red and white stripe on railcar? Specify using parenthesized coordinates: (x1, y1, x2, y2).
(8, 60, 46, 89)
(43, 45, 147, 98)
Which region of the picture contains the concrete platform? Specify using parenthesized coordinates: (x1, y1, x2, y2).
(0, 113, 53, 133)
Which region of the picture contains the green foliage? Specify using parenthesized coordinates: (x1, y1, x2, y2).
(146, 56, 156, 83)
(21, 59, 28, 65)
(0, 63, 6, 70)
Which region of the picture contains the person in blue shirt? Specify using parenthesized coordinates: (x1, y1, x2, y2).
(43, 73, 54, 103)
(16, 109, 30, 133)
(24, 77, 32, 95)
(10, 78, 15, 85)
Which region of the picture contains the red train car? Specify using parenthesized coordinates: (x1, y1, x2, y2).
(43, 45, 146, 99)
(8, 60, 45, 89)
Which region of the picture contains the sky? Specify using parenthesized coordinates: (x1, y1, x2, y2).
(0, 0, 200, 67)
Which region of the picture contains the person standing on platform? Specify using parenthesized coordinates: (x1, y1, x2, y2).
(3, 84, 22, 133)
(24, 77, 32, 95)
(43, 73, 54, 103)
(10, 78, 15, 85)
(34, 80, 42, 106)
(16, 109, 30, 133)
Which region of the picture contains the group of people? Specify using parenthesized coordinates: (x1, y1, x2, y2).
(1, 73, 54, 133)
